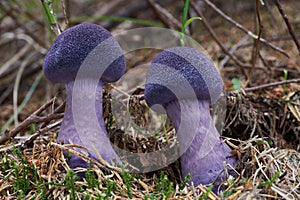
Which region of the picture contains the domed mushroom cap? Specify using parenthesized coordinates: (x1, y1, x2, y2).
(145, 47, 223, 108)
(43, 23, 125, 83)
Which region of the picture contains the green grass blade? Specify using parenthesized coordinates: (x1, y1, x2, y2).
(41, 0, 57, 25)
(184, 17, 202, 29)
(181, 0, 190, 34)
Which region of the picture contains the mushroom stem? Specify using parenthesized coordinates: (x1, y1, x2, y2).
(58, 80, 121, 168)
(165, 99, 235, 187)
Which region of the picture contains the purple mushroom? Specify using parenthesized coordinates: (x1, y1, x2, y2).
(144, 47, 236, 190)
(43, 23, 125, 168)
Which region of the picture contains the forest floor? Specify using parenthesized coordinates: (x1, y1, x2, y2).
(0, 0, 299, 199)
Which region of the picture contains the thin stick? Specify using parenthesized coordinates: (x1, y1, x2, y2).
(0, 97, 61, 144)
(219, 35, 249, 70)
(247, 0, 264, 85)
(273, 0, 300, 53)
(190, 1, 248, 76)
(146, 0, 182, 30)
(0, 120, 61, 152)
(201, 0, 289, 58)
(244, 78, 300, 92)
(51, 142, 122, 173)
(40, 100, 66, 128)
(254, 0, 263, 66)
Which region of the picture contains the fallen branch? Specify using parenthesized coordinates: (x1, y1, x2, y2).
(51, 142, 122, 173)
(244, 78, 300, 92)
(201, 0, 289, 58)
(247, 0, 264, 85)
(0, 98, 63, 145)
(147, 0, 182, 31)
(190, 0, 248, 77)
(273, 0, 300, 53)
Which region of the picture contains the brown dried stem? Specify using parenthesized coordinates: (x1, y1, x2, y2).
(247, 0, 264, 86)
(201, 0, 289, 58)
(190, 0, 248, 77)
(244, 78, 300, 92)
(273, 0, 300, 53)
(0, 98, 63, 145)
(146, 0, 182, 30)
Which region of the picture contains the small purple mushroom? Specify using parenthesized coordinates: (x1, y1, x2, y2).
(43, 23, 125, 168)
(144, 47, 236, 190)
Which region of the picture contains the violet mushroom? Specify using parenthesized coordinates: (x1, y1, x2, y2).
(144, 47, 236, 190)
(43, 23, 125, 168)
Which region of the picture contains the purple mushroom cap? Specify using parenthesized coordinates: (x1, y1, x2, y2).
(43, 23, 125, 83)
(145, 47, 223, 107)
(43, 23, 126, 169)
(145, 47, 236, 193)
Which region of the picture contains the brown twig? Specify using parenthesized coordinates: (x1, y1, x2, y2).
(273, 0, 300, 53)
(51, 142, 122, 173)
(219, 36, 250, 70)
(201, 0, 289, 58)
(190, 0, 248, 76)
(244, 78, 300, 92)
(0, 98, 63, 145)
(247, 0, 264, 86)
(146, 0, 183, 31)
(0, 113, 63, 145)
(40, 100, 66, 128)
(191, 0, 300, 77)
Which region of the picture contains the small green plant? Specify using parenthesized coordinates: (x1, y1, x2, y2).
(65, 170, 81, 200)
(85, 168, 100, 189)
(222, 176, 237, 197)
(30, 123, 36, 134)
(223, 188, 237, 198)
(121, 167, 134, 198)
(259, 170, 282, 187)
(103, 178, 117, 199)
(12, 161, 30, 197)
(199, 185, 213, 200)
(153, 172, 175, 199)
(1, 151, 10, 170)
(282, 70, 288, 96)
(180, 0, 202, 46)
(0, 147, 43, 198)
(230, 78, 243, 91)
(239, 177, 248, 184)
(179, 173, 191, 190)
(268, 140, 274, 145)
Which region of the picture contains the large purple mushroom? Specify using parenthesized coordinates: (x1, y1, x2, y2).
(144, 47, 236, 190)
(43, 23, 125, 168)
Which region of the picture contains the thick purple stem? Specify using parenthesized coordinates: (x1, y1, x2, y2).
(165, 99, 235, 187)
(57, 81, 120, 168)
